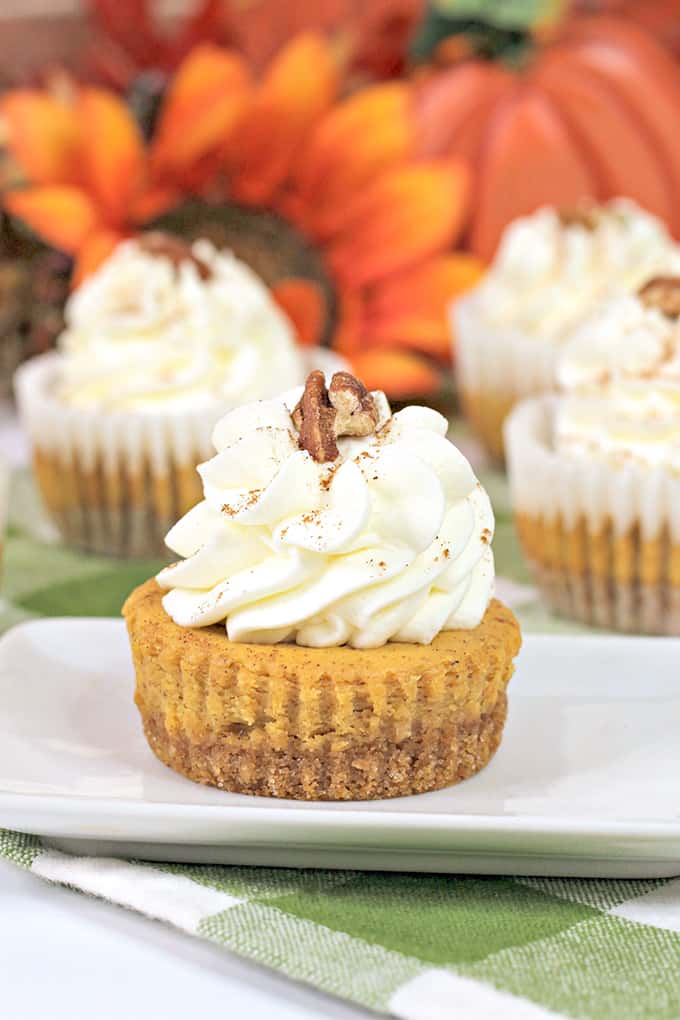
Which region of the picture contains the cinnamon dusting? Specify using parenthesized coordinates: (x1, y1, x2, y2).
(138, 231, 213, 281)
(638, 276, 680, 320)
(557, 204, 601, 231)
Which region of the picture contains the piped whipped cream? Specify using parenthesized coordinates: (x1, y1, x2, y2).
(555, 277, 680, 473)
(157, 374, 495, 648)
(57, 234, 304, 412)
(476, 199, 678, 338)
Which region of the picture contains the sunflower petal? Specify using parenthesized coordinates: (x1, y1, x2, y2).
(331, 288, 365, 357)
(293, 84, 414, 239)
(328, 161, 471, 288)
(1, 90, 81, 186)
(72, 227, 124, 287)
(129, 185, 181, 224)
(228, 32, 338, 206)
(369, 254, 485, 317)
(151, 44, 251, 181)
(171, 0, 227, 63)
(271, 278, 325, 348)
(4, 187, 98, 254)
(347, 349, 441, 399)
(78, 88, 146, 226)
(365, 253, 485, 360)
(366, 320, 452, 361)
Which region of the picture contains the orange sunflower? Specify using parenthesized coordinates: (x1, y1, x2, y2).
(1, 34, 481, 398)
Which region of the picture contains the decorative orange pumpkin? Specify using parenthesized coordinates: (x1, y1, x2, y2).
(568, 1, 680, 60)
(415, 15, 680, 259)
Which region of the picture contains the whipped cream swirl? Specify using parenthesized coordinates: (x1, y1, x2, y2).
(476, 199, 677, 338)
(555, 279, 680, 472)
(158, 387, 495, 648)
(58, 236, 304, 412)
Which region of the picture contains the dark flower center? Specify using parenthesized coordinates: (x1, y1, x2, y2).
(152, 199, 336, 344)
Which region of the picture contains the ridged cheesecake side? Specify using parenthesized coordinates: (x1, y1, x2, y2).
(124, 580, 521, 801)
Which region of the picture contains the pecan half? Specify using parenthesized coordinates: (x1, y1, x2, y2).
(328, 371, 379, 437)
(138, 231, 213, 281)
(293, 370, 379, 462)
(292, 370, 339, 462)
(557, 204, 600, 231)
(638, 276, 680, 319)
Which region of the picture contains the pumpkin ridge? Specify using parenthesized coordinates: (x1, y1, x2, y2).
(533, 51, 674, 224)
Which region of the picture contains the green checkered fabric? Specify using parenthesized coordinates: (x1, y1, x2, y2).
(2, 461, 678, 1020)
(3, 828, 680, 1019)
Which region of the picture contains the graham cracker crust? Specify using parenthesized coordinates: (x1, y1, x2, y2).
(124, 580, 521, 801)
(141, 696, 508, 800)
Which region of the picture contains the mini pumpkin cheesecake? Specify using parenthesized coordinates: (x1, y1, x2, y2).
(15, 233, 306, 558)
(124, 370, 521, 800)
(454, 199, 679, 461)
(507, 275, 680, 635)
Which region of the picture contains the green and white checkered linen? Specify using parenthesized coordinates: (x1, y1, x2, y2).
(3, 830, 680, 1019)
(2, 457, 679, 1020)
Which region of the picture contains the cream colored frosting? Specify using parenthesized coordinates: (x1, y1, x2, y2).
(57, 237, 304, 412)
(557, 292, 680, 390)
(476, 199, 677, 338)
(157, 389, 495, 648)
(555, 287, 680, 472)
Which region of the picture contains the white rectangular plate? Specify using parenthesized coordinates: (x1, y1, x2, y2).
(1, 619, 679, 878)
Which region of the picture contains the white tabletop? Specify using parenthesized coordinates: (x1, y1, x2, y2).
(1, 860, 371, 1019)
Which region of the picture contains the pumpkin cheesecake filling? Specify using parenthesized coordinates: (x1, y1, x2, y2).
(32, 447, 204, 557)
(124, 371, 521, 799)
